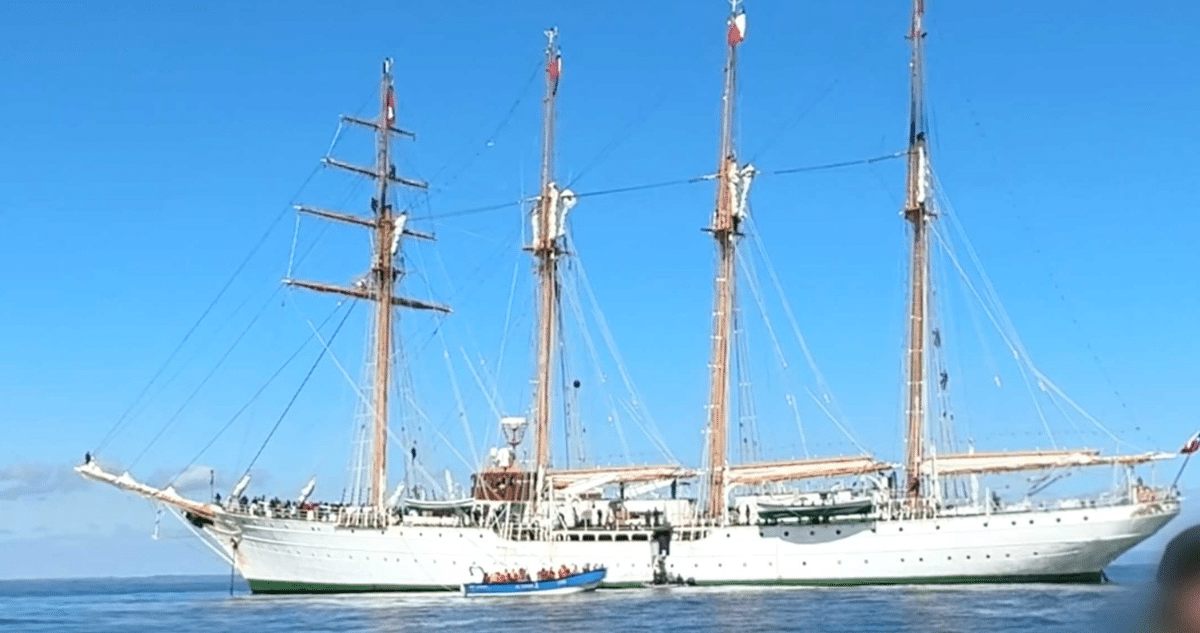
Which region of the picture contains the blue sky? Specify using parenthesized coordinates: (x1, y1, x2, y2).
(1, 0, 1197, 578)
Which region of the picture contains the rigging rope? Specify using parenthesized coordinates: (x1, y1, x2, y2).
(128, 284, 286, 469)
(744, 216, 869, 453)
(762, 151, 905, 176)
(413, 151, 905, 222)
(238, 299, 358, 480)
(929, 168, 1132, 449)
(566, 86, 670, 189)
(165, 301, 352, 488)
(429, 60, 543, 190)
(733, 245, 810, 458)
(96, 143, 337, 455)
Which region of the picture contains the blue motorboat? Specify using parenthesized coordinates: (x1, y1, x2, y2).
(461, 568, 606, 597)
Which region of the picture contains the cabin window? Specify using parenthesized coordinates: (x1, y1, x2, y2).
(599, 534, 613, 541)
(615, 534, 628, 541)
(632, 534, 648, 541)
(583, 534, 595, 541)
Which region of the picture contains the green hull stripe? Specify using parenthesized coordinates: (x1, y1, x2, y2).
(248, 573, 1101, 594)
(689, 572, 1104, 587)
(249, 580, 452, 594)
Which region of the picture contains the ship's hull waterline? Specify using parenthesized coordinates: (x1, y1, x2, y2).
(194, 500, 1177, 593)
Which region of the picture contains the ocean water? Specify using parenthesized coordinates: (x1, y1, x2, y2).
(0, 565, 1159, 633)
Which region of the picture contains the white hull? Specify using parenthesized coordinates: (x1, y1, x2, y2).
(191, 499, 1178, 592)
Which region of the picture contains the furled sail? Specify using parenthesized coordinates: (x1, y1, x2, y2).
(75, 461, 216, 519)
(725, 455, 892, 485)
(919, 449, 1176, 476)
(547, 465, 697, 491)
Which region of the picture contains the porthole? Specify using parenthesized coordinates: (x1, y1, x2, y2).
(810, 530, 815, 536)
(899, 527, 904, 532)
(1011, 521, 1017, 526)
(1029, 520, 1034, 525)
(836, 529, 841, 535)
(784, 531, 790, 536)
(935, 525, 940, 530)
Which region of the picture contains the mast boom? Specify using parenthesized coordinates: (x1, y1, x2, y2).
(284, 278, 451, 314)
(341, 114, 417, 139)
(296, 205, 376, 228)
(322, 157, 428, 190)
(295, 205, 436, 242)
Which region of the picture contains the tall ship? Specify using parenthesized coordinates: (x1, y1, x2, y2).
(80, 0, 1186, 591)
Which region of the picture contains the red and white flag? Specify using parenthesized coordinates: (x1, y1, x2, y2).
(547, 55, 562, 94)
(727, 12, 746, 47)
(386, 87, 396, 125)
(1182, 431, 1200, 454)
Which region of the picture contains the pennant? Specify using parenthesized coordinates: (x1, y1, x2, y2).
(386, 86, 396, 125)
(727, 12, 746, 46)
(548, 55, 562, 94)
(1182, 431, 1200, 454)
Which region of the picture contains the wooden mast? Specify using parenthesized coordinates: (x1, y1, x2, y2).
(532, 29, 565, 481)
(902, 0, 931, 507)
(286, 59, 448, 515)
(367, 60, 399, 513)
(705, 0, 748, 521)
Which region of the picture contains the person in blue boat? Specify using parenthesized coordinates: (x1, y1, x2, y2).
(1151, 525, 1200, 633)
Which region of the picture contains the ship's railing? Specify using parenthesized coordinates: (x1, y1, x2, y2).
(879, 482, 1178, 521)
(219, 500, 402, 526)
